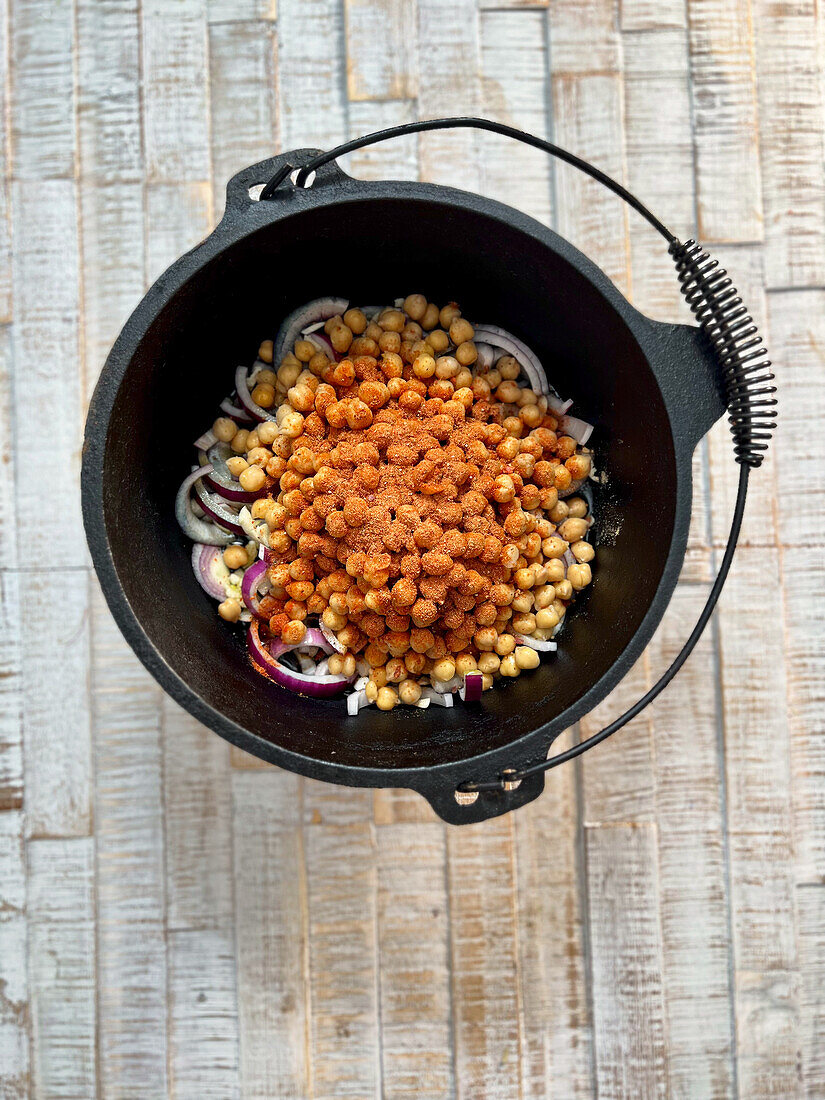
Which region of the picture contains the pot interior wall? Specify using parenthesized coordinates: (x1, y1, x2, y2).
(103, 195, 677, 769)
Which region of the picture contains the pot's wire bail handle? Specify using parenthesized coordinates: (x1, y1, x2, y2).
(261, 117, 777, 796)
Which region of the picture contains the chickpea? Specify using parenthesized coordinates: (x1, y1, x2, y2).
(246, 446, 270, 468)
(251, 497, 269, 520)
(535, 607, 560, 631)
(503, 416, 523, 438)
(477, 652, 500, 674)
(329, 323, 354, 354)
(499, 655, 520, 678)
(385, 657, 407, 683)
(328, 653, 345, 676)
(226, 455, 248, 477)
(453, 368, 473, 389)
(280, 411, 305, 438)
(548, 501, 569, 525)
(365, 680, 379, 702)
(343, 308, 367, 334)
(219, 546, 245, 571)
(245, 429, 262, 451)
(404, 651, 427, 676)
(322, 608, 347, 631)
(481, 674, 495, 691)
(217, 596, 242, 622)
(493, 633, 516, 657)
(514, 566, 537, 590)
(258, 339, 274, 364)
(512, 612, 536, 634)
(487, 368, 502, 388)
(413, 354, 436, 379)
(230, 429, 250, 454)
(398, 679, 422, 705)
(514, 646, 540, 671)
(455, 341, 477, 366)
(239, 465, 266, 492)
(493, 475, 515, 503)
(568, 562, 592, 590)
(496, 380, 521, 403)
(555, 579, 574, 600)
(542, 536, 567, 559)
(376, 686, 399, 711)
(558, 517, 589, 543)
(474, 627, 498, 651)
(435, 355, 459, 379)
(497, 436, 520, 461)
(376, 309, 403, 333)
(429, 329, 450, 354)
(454, 653, 478, 676)
(213, 416, 237, 443)
(421, 302, 440, 330)
(281, 620, 307, 645)
(432, 658, 456, 682)
(512, 590, 534, 614)
(520, 404, 543, 428)
(379, 330, 401, 354)
(448, 317, 474, 346)
(566, 496, 588, 519)
(277, 361, 301, 388)
(255, 421, 277, 447)
(572, 540, 595, 563)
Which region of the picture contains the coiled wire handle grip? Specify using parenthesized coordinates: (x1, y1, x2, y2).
(261, 117, 777, 795)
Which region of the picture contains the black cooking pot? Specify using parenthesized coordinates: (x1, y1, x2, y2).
(82, 120, 772, 824)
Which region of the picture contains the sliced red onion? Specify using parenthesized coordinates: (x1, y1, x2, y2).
(475, 342, 496, 371)
(470, 324, 549, 395)
(176, 467, 234, 545)
(219, 396, 253, 422)
(514, 634, 558, 653)
(194, 428, 218, 451)
(412, 697, 431, 709)
(305, 331, 337, 359)
(248, 621, 351, 697)
(431, 676, 461, 695)
(274, 297, 349, 364)
(422, 687, 454, 708)
(546, 393, 573, 415)
(192, 543, 229, 600)
(301, 320, 326, 335)
(558, 414, 594, 444)
(562, 548, 576, 568)
(235, 364, 276, 423)
(241, 560, 270, 615)
(319, 620, 345, 653)
(238, 505, 271, 548)
(270, 627, 335, 661)
(458, 671, 484, 702)
(346, 689, 370, 715)
(192, 475, 245, 535)
(203, 442, 262, 503)
(353, 675, 369, 691)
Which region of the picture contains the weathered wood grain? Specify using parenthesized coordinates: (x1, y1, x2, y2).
(478, 0, 548, 8)
(75, 0, 142, 183)
(304, 815, 379, 1098)
(0, 0, 11, 325)
(372, 786, 437, 824)
(586, 823, 669, 1099)
(716, 548, 801, 1097)
(621, 0, 685, 30)
(11, 180, 85, 566)
(417, 0, 483, 191)
(208, 0, 276, 22)
(376, 824, 453, 1099)
(141, 0, 211, 184)
(208, 19, 279, 219)
(549, 0, 621, 74)
(647, 584, 735, 1097)
(10, 0, 75, 179)
(752, 0, 825, 288)
(168, 928, 241, 1098)
(0, 571, 22, 813)
(145, 181, 212, 287)
(277, 0, 349, 151)
(447, 816, 523, 1100)
(0, 811, 28, 1099)
(90, 584, 169, 1096)
(27, 838, 96, 1099)
(345, 99, 419, 183)
(163, 699, 235, 932)
(479, 9, 553, 227)
(22, 572, 91, 839)
(232, 769, 309, 1099)
(344, 0, 417, 101)
(514, 729, 594, 1098)
(686, 0, 764, 242)
(797, 885, 825, 1092)
(0, 325, 13, 572)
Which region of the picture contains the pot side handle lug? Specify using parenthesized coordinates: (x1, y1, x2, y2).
(222, 150, 354, 220)
(646, 318, 728, 455)
(413, 767, 546, 825)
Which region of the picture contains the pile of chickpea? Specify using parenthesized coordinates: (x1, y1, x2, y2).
(204, 294, 595, 712)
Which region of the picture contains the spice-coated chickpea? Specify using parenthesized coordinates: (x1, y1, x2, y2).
(512, 591, 533, 614)
(514, 646, 540, 670)
(413, 354, 436, 379)
(385, 657, 407, 683)
(503, 416, 523, 438)
(281, 619, 307, 645)
(566, 453, 591, 481)
(568, 562, 592, 590)
(474, 627, 498, 651)
(398, 679, 422, 705)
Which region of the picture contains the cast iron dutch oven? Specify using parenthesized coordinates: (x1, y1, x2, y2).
(82, 119, 775, 824)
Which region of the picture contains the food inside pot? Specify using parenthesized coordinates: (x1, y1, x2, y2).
(177, 295, 596, 712)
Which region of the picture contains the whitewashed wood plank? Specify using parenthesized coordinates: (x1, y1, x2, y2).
(27, 838, 96, 1099)
(585, 823, 669, 1098)
(797, 885, 825, 1093)
(479, 9, 553, 227)
(768, 289, 825, 547)
(548, 0, 621, 73)
(141, 0, 211, 184)
(0, 182, 10, 325)
(707, 244, 777, 547)
(752, 0, 825, 288)
(145, 181, 212, 288)
(417, 0, 483, 191)
(208, 0, 276, 22)
(168, 928, 241, 1099)
(372, 787, 436, 824)
(781, 549, 825, 886)
(716, 547, 801, 1097)
(304, 776, 373, 827)
(208, 19, 278, 220)
(0, 811, 28, 1100)
(232, 769, 309, 1100)
(305, 820, 379, 1098)
(278, 0, 348, 151)
(163, 698, 235, 932)
(687, 0, 764, 242)
(621, 0, 685, 29)
(90, 585, 168, 1096)
(22, 572, 91, 838)
(0, 325, 13, 570)
(229, 744, 272, 768)
(345, 99, 419, 183)
(75, 0, 142, 183)
(551, 74, 632, 297)
(447, 816, 522, 1099)
(648, 584, 735, 1097)
(0, 571, 22, 814)
(10, 0, 75, 178)
(479, 0, 548, 7)
(376, 823, 453, 1099)
(344, 0, 416, 101)
(11, 179, 85, 566)
(514, 729, 594, 1099)
(0, 0, 11, 323)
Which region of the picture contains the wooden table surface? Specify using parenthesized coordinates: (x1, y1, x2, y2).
(1, 0, 823, 1096)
